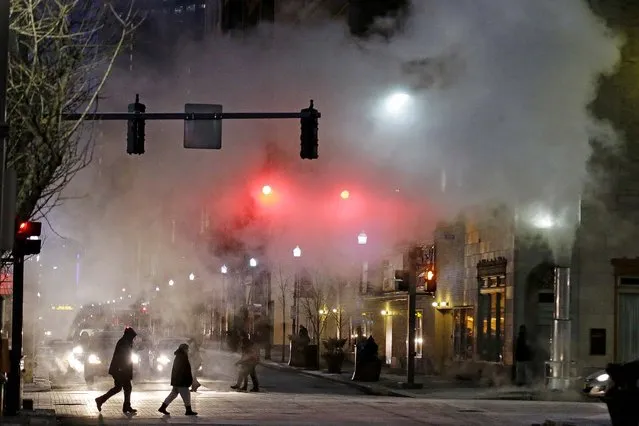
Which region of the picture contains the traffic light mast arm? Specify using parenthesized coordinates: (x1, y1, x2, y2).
(61, 111, 321, 121)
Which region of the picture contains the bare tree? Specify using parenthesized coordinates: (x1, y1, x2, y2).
(298, 272, 330, 366)
(274, 265, 291, 362)
(8, 0, 141, 222)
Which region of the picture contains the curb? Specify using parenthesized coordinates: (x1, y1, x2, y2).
(259, 360, 411, 398)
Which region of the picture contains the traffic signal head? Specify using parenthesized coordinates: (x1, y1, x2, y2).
(300, 100, 319, 160)
(14, 220, 42, 256)
(127, 94, 146, 155)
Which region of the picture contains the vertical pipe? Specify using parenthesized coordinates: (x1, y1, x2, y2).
(548, 266, 572, 390)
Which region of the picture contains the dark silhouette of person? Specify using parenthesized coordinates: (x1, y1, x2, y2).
(231, 334, 259, 392)
(158, 343, 197, 416)
(95, 327, 138, 414)
(360, 336, 379, 363)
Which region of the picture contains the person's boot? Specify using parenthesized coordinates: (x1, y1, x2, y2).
(185, 406, 198, 416)
(191, 382, 201, 392)
(123, 404, 138, 415)
(158, 403, 170, 416)
(230, 384, 240, 389)
(95, 397, 104, 412)
(249, 387, 259, 392)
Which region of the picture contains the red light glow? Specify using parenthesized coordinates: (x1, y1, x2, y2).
(18, 222, 27, 231)
(340, 190, 350, 200)
(426, 270, 434, 281)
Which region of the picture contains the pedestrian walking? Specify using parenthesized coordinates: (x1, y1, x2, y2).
(188, 338, 202, 392)
(94, 327, 138, 414)
(515, 325, 532, 386)
(158, 343, 198, 416)
(231, 334, 259, 392)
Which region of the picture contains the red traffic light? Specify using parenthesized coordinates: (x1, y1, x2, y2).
(16, 221, 42, 238)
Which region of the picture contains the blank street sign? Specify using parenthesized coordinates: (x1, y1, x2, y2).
(184, 103, 222, 149)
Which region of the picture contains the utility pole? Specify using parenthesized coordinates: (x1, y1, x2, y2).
(403, 246, 423, 389)
(0, 0, 13, 416)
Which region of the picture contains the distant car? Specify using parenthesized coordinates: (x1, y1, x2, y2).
(150, 337, 189, 376)
(82, 331, 146, 385)
(583, 369, 611, 398)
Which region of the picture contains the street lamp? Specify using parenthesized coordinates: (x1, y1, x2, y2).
(220, 265, 228, 274)
(340, 190, 350, 200)
(189, 273, 195, 281)
(249, 258, 258, 268)
(384, 91, 411, 115)
(358, 232, 368, 245)
(262, 185, 272, 196)
(168, 279, 174, 286)
(122, 288, 126, 292)
(293, 246, 302, 258)
(155, 286, 160, 292)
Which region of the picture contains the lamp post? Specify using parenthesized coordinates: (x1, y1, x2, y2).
(358, 232, 368, 294)
(289, 246, 302, 363)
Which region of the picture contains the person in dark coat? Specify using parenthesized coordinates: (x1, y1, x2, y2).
(95, 327, 138, 414)
(158, 343, 198, 416)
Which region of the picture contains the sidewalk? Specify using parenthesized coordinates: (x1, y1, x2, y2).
(249, 349, 588, 402)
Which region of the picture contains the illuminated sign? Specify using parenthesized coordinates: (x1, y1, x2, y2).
(53, 305, 74, 311)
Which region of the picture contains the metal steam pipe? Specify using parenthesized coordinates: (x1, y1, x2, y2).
(548, 266, 572, 390)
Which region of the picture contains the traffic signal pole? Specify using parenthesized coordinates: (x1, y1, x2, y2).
(61, 96, 321, 159)
(4, 253, 23, 416)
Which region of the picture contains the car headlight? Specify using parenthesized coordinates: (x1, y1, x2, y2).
(87, 354, 101, 364)
(596, 373, 610, 382)
(72, 346, 83, 355)
(131, 353, 140, 364)
(158, 355, 170, 365)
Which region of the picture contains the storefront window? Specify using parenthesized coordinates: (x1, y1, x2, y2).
(453, 308, 474, 360)
(415, 310, 423, 358)
(478, 290, 505, 362)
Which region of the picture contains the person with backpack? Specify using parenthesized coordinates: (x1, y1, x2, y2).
(158, 343, 198, 416)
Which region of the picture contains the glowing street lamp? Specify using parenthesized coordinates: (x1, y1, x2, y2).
(189, 273, 195, 281)
(220, 265, 228, 274)
(122, 288, 126, 292)
(249, 258, 258, 268)
(262, 185, 272, 196)
(168, 279, 175, 286)
(384, 91, 411, 115)
(293, 246, 302, 258)
(358, 232, 368, 245)
(155, 286, 160, 292)
(340, 190, 350, 200)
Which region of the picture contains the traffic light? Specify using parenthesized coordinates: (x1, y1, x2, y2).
(14, 220, 42, 256)
(127, 94, 146, 155)
(300, 100, 319, 160)
(424, 268, 436, 293)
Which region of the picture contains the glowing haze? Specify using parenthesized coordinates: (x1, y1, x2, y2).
(45, 0, 618, 304)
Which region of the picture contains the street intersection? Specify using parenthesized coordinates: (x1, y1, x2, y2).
(22, 363, 612, 425)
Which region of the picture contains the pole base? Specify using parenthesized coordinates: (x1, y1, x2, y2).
(399, 382, 424, 389)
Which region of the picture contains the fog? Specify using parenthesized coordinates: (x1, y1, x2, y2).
(34, 1, 618, 308)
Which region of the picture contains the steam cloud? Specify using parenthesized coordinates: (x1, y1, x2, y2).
(44, 0, 618, 305)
